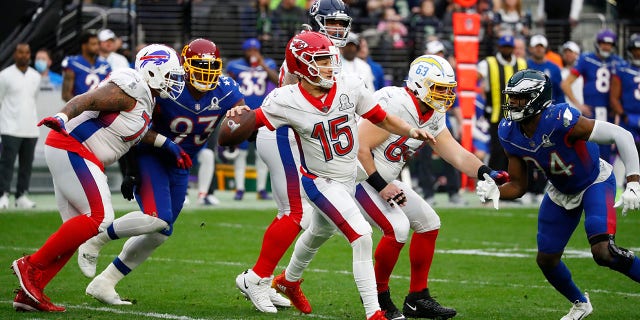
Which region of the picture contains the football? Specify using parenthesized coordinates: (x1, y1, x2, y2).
(218, 109, 257, 146)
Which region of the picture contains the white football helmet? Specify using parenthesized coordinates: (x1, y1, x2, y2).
(135, 44, 185, 100)
(406, 55, 457, 113)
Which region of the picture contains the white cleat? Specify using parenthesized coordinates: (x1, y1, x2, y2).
(561, 292, 593, 320)
(236, 269, 277, 313)
(15, 195, 36, 209)
(77, 241, 100, 278)
(86, 275, 132, 305)
(268, 282, 291, 308)
(0, 192, 9, 209)
(197, 194, 220, 206)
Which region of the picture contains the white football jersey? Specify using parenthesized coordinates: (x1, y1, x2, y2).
(65, 68, 154, 166)
(367, 86, 447, 182)
(260, 73, 378, 184)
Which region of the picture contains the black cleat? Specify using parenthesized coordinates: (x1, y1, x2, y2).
(378, 290, 406, 320)
(402, 289, 456, 319)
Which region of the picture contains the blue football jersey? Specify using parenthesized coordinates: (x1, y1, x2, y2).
(572, 52, 623, 110)
(152, 75, 244, 157)
(612, 61, 640, 139)
(527, 59, 565, 104)
(226, 58, 277, 109)
(498, 103, 601, 194)
(61, 55, 111, 96)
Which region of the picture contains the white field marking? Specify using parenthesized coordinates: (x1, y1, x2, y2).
(0, 302, 340, 319)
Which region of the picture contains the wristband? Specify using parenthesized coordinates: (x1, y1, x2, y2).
(54, 112, 68, 123)
(366, 171, 388, 192)
(477, 165, 492, 180)
(153, 134, 168, 147)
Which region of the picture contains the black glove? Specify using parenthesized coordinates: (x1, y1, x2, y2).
(121, 175, 139, 201)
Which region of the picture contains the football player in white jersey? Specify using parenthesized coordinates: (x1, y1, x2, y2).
(223, 31, 435, 320)
(10, 44, 188, 312)
(235, 0, 355, 314)
(355, 55, 509, 319)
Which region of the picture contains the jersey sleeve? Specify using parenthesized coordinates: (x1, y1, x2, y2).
(354, 79, 378, 117)
(572, 54, 586, 77)
(108, 69, 153, 109)
(221, 77, 245, 109)
(258, 90, 288, 130)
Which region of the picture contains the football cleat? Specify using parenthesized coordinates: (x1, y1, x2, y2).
(368, 310, 387, 320)
(268, 286, 292, 308)
(272, 270, 312, 314)
(257, 190, 272, 200)
(15, 194, 36, 208)
(378, 290, 405, 320)
(86, 275, 132, 305)
(561, 292, 593, 320)
(77, 241, 100, 278)
(234, 190, 245, 201)
(402, 289, 456, 319)
(235, 269, 277, 313)
(13, 288, 65, 312)
(11, 256, 45, 304)
(0, 192, 9, 209)
(197, 194, 220, 206)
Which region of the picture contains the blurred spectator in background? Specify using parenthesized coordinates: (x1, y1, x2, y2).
(477, 35, 527, 171)
(240, 0, 274, 42)
(226, 38, 278, 201)
(35, 49, 62, 91)
(513, 36, 527, 58)
(409, 0, 442, 56)
(357, 36, 385, 90)
(560, 41, 583, 110)
(377, 7, 408, 49)
(61, 30, 111, 102)
(527, 34, 565, 104)
(98, 29, 130, 71)
(494, 0, 529, 37)
(269, 0, 309, 10)
(613, 0, 640, 34)
(341, 33, 375, 91)
(536, 0, 583, 51)
(272, 0, 307, 42)
(0, 43, 41, 209)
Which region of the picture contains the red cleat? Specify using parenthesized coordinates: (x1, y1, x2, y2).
(272, 271, 312, 314)
(11, 256, 45, 304)
(367, 310, 387, 320)
(13, 289, 65, 312)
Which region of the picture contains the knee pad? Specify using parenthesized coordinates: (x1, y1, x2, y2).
(591, 234, 635, 272)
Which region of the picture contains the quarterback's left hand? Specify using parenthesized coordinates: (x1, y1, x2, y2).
(477, 173, 500, 209)
(162, 140, 193, 169)
(614, 181, 640, 216)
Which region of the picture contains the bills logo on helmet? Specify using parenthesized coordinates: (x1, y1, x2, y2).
(290, 39, 309, 52)
(139, 50, 171, 68)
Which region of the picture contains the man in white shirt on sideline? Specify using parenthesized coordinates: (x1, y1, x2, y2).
(340, 32, 375, 92)
(560, 41, 583, 110)
(98, 29, 130, 71)
(0, 43, 42, 209)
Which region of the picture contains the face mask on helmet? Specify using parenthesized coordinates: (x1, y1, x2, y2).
(135, 44, 186, 100)
(502, 70, 552, 122)
(595, 29, 617, 59)
(405, 55, 457, 113)
(286, 32, 341, 89)
(627, 33, 640, 66)
(309, 0, 352, 47)
(182, 39, 223, 92)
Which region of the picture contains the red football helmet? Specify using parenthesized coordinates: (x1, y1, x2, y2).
(181, 38, 222, 91)
(285, 31, 340, 89)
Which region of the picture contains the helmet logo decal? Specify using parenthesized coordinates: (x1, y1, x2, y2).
(139, 50, 170, 68)
(510, 78, 544, 92)
(411, 56, 443, 71)
(309, 1, 319, 14)
(290, 39, 309, 52)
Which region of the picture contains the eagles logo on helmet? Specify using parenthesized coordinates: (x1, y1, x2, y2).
(182, 38, 223, 92)
(502, 69, 552, 122)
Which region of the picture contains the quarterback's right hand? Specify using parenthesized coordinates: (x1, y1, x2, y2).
(120, 175, 139, 201)
(37, 113, 68, 136)
(477, 173, 500, 209)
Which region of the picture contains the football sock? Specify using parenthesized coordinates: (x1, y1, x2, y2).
(409, 229, 438, 293)
(197, 148, 214, 195)
(374, 235, 404, 292)
(41, 250, 74, 288)
(541, 261, 586, 303)
(285, 228, 329, 281)
(625, 257, 640, 282)
(253, 215, 302, 278)
(114, 233, 168, 275)
(234, 150, 248, 191)
(255, 154, 269, 191)
(30, 214, 100, 269)
(351, 235, 379, 318)
(102, 262, 126, 284)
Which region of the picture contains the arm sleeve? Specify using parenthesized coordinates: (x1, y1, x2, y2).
(589, 120, 640, 176)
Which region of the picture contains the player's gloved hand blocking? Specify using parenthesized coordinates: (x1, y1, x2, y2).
(162, 139, 192, 169)
(477, 173, 501, 209)
(614, 181, 640, 216)
(121, 175, 139, 201)
(37, 113, 69, 136)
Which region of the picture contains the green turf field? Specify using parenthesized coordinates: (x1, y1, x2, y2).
(0, 203, 638, 319)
